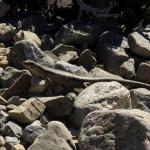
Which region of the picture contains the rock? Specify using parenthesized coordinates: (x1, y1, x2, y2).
(0, 0, 10, 18)
(55, 24, 88, 48)
(41, 34, 54, 50)
(0, 147, 6, 150)
(78, 49, 97, 70)
(79, 109, 150, 150)
(120, 58, 136, 79)
(128, 30, 150, 58)
(9, 39, 55, 69)
(0, 23, 16, 42)
(14, 30, 41, 47)
(11, 144, 25, 150)
(0, 136, 5, 147)
(22, 120, 45, 144)
(1, 121, 22, 138)
(55, 61, 88, 75)
(0, 47, 10, 67)
(70, 81, 131, 128)
(5, 136, 20, 150)
(28, 121, 76, 150)
(1, 72, 32, 100)
(130, 88, 150, 112)
(8, 96, 26, 106)
(51, 44, 78, 62)
(0, 66, 29, 88)
(96, 31, 130, 75)
(0, 96, 8, 105)
(56, 0, 73, 9)
(136, 61, 150, 84)
(29, 77, 48, 94)
(6, 104, 17, 111)
(36, 95, 74, 117)
(0, 111, 9, 126)
(8, 98, 45, 123)
(0, 105, 6, 111)
(89, 67, 122, 79)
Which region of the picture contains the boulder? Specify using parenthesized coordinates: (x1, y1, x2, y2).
(28, 121, 76, 150)
(70, 81, 131, 128)
(79, 109, 150, 150)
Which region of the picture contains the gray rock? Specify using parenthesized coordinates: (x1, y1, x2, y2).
(136, 61, 150, 84)
(0, 147, 6, 150)
(70, 81, 131, 128)
(0, 111, 9, 127)
(8, 96, 26, 106)
(22, 120, 45, 144)
(0, 136, 5, 147)
(128, 30, 150, 58)
(36, 95, 74, 117)
(5, 136, 20, 150)
(96, 31, 130, 75)
(8, 98, 45, 123)
(51, 44, 78, 62)
(78, 49, 97, 70)
(0, 0, 10, 18)
(1, 121, 22, 138)
(0, 105, 6, 111)
(0, 23, 16, 42)
(28, 121, 76, 150)
(120, 58, 136, 79)
(130, 88, 150, 112)
(79, 109, 150, 150)
(55, 61, 88, 75)
(9, 39, 55, 69)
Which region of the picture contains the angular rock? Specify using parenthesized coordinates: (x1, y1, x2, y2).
(55, 61, 88, 75)
(1, 72, 32, 100)
(0, 0, 10, 18)
(79, 109, 150, 150)
(22, 120, 45, 144)
(96, 31, 130, 75)
(120, 58, 136, 79)
(51, 44, 78, 62)
(28, 121, 76, 150)
(70, 81, 131, 128)
(130, 88, 150, 112)
(136, 61, 150, 84)
(78, 49, 97, 70)
(1, 121, 22, 138)
(8, 98, 45, 123)
(14, 30, 41, 47)
(128, 30, 150, 58)
(37, 95, 74, 117)
(9, 39, 55, 69)
(0, 23, 16, 42)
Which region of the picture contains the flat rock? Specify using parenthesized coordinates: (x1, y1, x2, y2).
(130, 88, 150, 112)
(22, 120, 45, 143)
(128, 30, 150, 58)
(36, 95, 74, 117)
(79, 109, 150, 150)
(28, 121, 76, 150)
(70, 81, 131, 128)
(8, 98, 45, 123)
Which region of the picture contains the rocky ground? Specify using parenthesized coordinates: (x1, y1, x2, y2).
(0, 0, 149, 149)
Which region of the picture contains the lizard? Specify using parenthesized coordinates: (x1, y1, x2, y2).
(23, 60, 150, 90)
